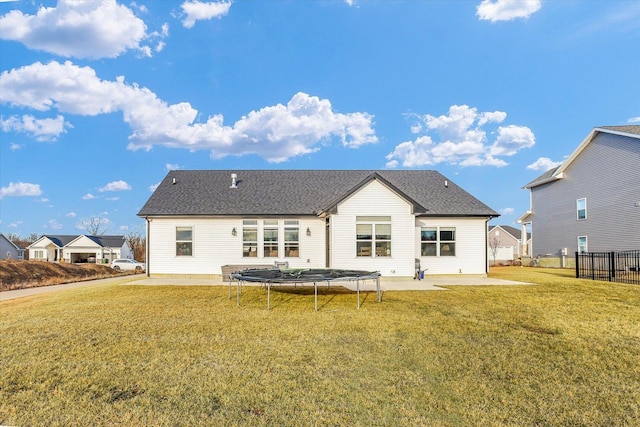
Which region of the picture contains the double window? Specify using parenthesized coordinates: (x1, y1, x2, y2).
(243, 219, 300, 258)
(356, 216, 391, 257)
(421, 227, 456, 256)
(577, 198, 587, 220)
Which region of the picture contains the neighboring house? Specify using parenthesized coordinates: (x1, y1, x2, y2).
(519, 126, 640, 266)
(487, 225, 531, 264)
(27, 235, 131, 263)
(138, 170, 499, 278)
(0, 233, 25, 260)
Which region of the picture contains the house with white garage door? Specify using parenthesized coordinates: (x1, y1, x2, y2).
(138, 170, 499, 279)
(27, 234, 131, 263)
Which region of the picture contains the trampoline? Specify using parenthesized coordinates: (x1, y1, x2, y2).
(229, 268, 382, 311)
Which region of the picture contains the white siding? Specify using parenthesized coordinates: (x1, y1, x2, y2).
(147, 217, 326, 276)
(330, 180, 416, 277)
(416, 218, 488, 275)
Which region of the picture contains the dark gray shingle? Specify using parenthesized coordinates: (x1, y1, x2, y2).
(138, 170, 498, 217)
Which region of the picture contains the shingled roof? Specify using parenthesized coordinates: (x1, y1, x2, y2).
(138, 170, 498, 218)
(524, 125, 640, 189)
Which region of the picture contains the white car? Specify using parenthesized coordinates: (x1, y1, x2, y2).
(111, 259, 146, 272)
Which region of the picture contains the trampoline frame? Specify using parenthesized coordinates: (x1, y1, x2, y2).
(229, 268, 382, 311)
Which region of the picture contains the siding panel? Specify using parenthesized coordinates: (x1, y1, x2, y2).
(530, 132, 640, 256)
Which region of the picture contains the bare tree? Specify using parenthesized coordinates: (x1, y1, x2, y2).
(125, 231, 146, 262)
(4, 232, 38, 249)
(488, 236, 501, 266)
(79, 217, 109, 236)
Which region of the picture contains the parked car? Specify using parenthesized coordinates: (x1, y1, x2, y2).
(111, 259, 146, 272)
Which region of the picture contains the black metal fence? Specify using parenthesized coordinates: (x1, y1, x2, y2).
(576, 250, 640, 285)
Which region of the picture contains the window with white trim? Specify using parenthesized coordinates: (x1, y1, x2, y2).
(263, 220, 279, 258)
(243, 220, 258, 258)
(176, 226, 193, 256)
(577, 236, 588, 253)
(34, 250, 45, 259)
(421, 226, 456, 256)
(284, 220, 300, 257)
(577, 198, 587, 220)
(356, 216, 391, 257)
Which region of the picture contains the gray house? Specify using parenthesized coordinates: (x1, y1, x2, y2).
(0, 233, 24, 260)
(487, 225, 530, 264)
(138, 170, 499, 278)
(519, 126, 640, 267)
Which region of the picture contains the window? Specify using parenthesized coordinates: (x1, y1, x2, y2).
(577, 236, 588, 253)
(263, 220, 279, 258)
(420, 228, 437, 256)
(440, 228, 456, 256)
(577, 198, 587, 220)
(421, 226, 456, 256)
(34, 250, 44, 259)
(356, 216, 391, 257)
(284, 220, 299, 257)
(243, 220, 258, 257)
(176, 227, 193, 256)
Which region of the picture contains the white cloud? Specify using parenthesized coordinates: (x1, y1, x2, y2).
(45, 219, 63, 230)
(386, 105, 533, 168)
(9, 142, 22, 150)
(0, 0, 155, 59)
(149, 182, 160, 192)
(477, 0, 541, 23)
(118, 225, 129, 231)
(0, 182, 42, 199)
(500, 207, 515, 215)
(526, 157, 563, 171)
(489, 125, 535, 156)
(0, 114, 69, 141)
(0, 61, 377, 162)
(99, 180, 132, 192)
(181, 1, 232, 29)
(82, 193, 95, 200)
(166, 163, 180, 171)
(628, 116, 640, 124)
(66, 212, 76, 218)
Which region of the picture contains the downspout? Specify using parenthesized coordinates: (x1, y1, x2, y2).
(485, 218, 490, 274)
(145, 217, 150, 277)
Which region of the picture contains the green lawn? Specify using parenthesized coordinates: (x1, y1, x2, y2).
(1, 267, 639, 426)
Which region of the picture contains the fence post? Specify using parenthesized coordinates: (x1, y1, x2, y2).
(590, 252, 595, 280)
(609, 251, 615, 281)
(575, 252, 579, 278)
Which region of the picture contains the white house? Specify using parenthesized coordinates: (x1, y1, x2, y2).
(27, 235, 131, 263)
(1, 233, 24, 260)
(138, 170, 499, 278)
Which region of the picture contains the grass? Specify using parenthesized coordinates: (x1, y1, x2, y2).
(1, 267, 639, 426)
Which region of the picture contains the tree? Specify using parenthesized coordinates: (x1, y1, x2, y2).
(125, 231, 146, 262)
(79, 217, 109, 236)
(489, 236, 501, 266)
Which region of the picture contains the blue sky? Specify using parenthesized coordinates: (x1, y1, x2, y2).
(1, 0, 639, 237)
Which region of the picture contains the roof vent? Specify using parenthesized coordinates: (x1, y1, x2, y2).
(172, 177, 176, 185)
(444, 180, 448, 188)
(230, 173, 238, 189)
